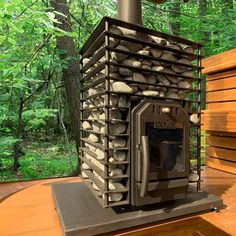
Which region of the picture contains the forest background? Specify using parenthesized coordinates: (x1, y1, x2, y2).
(0, 0, 235, 182)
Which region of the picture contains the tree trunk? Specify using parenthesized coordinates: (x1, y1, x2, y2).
(169, 0, 181, 36)
(49, 0, 80, 173)
(13, 98, 24, 172)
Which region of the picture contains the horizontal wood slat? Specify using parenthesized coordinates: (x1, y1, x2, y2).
(203, 48, 236, 74)
(206, 101, 236, 110)
(206, 68, 236, 81)
(206, 131, 236, 137)
(206, 146, 236, 162)
(207, 157, 236, 174)
(206, 89, 236, 102)
(206, 136, 236, 150)
(206, 76, 236, 92)
(203, 49, 236, 173)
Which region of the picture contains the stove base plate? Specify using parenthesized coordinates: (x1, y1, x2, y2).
(52, 182, 223, 236)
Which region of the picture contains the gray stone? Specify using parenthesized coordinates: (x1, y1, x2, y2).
(88, 133, 100, 143)
(182, 70, 194, 77)
(152, 36, 167, 46)
(112, 82, 133, 94)
(110, 122, 127, 134)
(118, 67, 133, 76)
(133, 73, 148, 90)
(142, 90, 159, 97)
(110, 109, 122, 120)
(113, 150, 127, 161)
(137, 50, 150, 56)
(92, 121, 102, 132)
(160, 52, 177, 62)
(141, 59, 152, 66)
(81, 163, 90, 170)
(118, 95, 127, 108)
(121, 59, 142, 68)
(146, 75, 157, 84)
(112, 138, 126, 148)
(82, 121, 92, 130)
(168, 84, 178, 93)
(157, 75, 170, 86)
(152, 66, 165, 72)
(110, 94, 119, 106)
(178, 80, 192, 89)
(111, 45, 129, 62)
(149, 48, 163, 58)
(190, 113, 200, 124)
(166, 92, 179, 99)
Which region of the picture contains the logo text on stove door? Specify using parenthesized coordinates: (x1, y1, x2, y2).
(154, 121, 176, 129)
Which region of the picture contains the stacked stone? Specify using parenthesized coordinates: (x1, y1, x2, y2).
(81, 25, 200, 202)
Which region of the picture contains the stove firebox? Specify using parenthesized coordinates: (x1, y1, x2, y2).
(79, 17, 202, 208)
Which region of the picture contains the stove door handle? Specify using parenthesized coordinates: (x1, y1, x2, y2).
(140, 135, 150, 197)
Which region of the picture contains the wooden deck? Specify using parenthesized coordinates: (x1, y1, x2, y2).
(0, 167, 235, 236)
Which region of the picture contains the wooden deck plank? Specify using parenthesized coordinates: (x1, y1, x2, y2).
(0, 168, 236, 236)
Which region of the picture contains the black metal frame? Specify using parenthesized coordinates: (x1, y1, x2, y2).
(79, 17, 203, 208)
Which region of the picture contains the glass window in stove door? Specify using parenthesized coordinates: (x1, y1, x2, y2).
(146, 122, 185, 173)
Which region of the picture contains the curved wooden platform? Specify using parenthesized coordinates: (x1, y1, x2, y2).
(0, 168, 236, 236)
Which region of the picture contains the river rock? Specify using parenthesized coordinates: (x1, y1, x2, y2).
(133, 73, 148, 90)
(178, 80, 192, 89)
(111, 45, 129, 62)
(82, 163, 90, 170)
(113, 150, 127, 162)
(88, 134, 99, 143)
(137, 49, 150, 56)
(166, 92, 179, 99)
(118, 95, 127, 108)
(95, 148, 105, 160)
(141, 59, 152, 66)
(168, 84, 178, 93)
(190, 113, 199, 124)
(118, 67, 133, 76)
(142, 90, 159, 97)
(146, 75, 157, 84)
(82, 121, 92, 130)
(111, 138, 126, 148)
(110, 109, 122, 120)
(110, 122, 127, 134)
(112, 82, 133, 94)
(152, 36, 167, 46)
(149, 48, 162, 58)
(121, 59, 142, 68)
(92, 121, 102, 132)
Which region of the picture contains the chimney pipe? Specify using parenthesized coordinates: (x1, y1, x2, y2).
(117, 0, 143, 25)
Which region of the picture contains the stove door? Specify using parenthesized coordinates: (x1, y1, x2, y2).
(131, 100, 189, 206)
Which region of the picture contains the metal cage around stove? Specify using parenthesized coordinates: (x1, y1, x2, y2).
(79, 17, 203, 208)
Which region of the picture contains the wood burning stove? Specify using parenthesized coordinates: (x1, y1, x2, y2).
(79, 17, 202, 208)
(131, 100, 190, 206)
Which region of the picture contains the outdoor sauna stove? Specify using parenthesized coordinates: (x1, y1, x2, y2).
(79, 0, 203, 208)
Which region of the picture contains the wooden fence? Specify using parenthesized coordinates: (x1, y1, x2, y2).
(202, 48, 236, 174)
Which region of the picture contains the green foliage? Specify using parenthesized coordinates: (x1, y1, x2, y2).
(23, 108, 58, 132)
(0, 0, 235, 182)
(0, 142, 78, 182)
